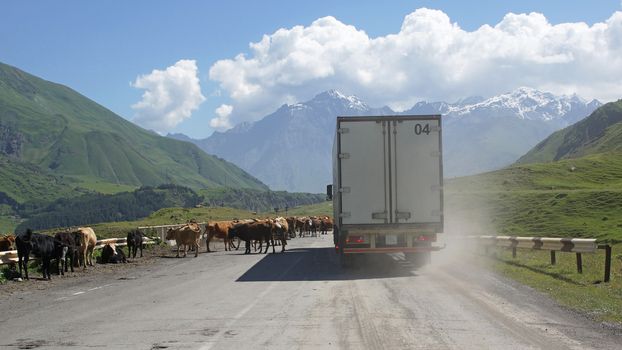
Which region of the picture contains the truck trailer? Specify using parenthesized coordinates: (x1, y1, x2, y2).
(329, 115, 444, 266)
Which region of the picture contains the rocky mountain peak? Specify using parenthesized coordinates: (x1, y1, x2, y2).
(309, 89, 369, 111)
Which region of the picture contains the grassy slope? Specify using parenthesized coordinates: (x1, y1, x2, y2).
(0, 155, 87, 204)
(448, 152, 622, 243)
(517, 100, 622, 164)
(0, 62, 266, 191)
(447, 152, 622, 323)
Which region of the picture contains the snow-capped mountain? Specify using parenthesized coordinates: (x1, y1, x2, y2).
(199, 90, 389, 193)
(406, 88, 601, 177)
(408, 87, 600, 122)
(174, 88, 601, 192)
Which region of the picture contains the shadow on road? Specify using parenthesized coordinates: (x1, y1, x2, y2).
(236, 247, 417, 282)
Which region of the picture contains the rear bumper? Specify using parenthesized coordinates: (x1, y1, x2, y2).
(342, 245, 445, 254)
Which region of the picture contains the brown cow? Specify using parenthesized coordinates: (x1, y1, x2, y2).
(166, 224, 201, 257)
(286, 217, 297, 238)
(205, 221, 239, 252)
(320, 216, 333, 235)
(295, 217, 307, 237)
(271, 217, 288, 252)
(0, 234, 16, 251)
(74, 227, 97, 268)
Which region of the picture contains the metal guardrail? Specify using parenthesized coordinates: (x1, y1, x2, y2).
(0, 236, 159, 265)
(138, 223, 207, 242)
(471, 235, 612, 283)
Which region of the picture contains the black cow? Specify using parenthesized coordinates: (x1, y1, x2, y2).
(100, 243, 127, 264)
(228, 222, 274, 254)
(15, 229, 58, 280)
(54, 231, 77, 275)
(126, 229, 144, 258)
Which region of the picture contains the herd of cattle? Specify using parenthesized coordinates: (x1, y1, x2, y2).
(0, 215, 332, 281)
(167, 216, 333, 256)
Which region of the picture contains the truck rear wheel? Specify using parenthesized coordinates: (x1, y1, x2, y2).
(405, 252, 430, 268)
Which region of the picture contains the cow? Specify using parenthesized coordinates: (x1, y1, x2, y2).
(0, 234, 16, 251)
(126, 229, 144, 258)
(73, 227, 97, 268)
(320, 216, 333, 235)
(165, 224, 201, 257)
(15, 229, 58, 280)
(54, 231, 77, 274)
(100, 243, 127, 264)
(205, 221, 239, 252)
(286, 217, 297, 238)
(271, 217, 288, 252)
(295, 217, 307, 237)
(228, 221, 274, 254)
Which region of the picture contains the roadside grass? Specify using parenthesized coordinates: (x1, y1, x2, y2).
(448, 152, 622, 325)
(83, 206, 261, 238)
(483, 246, 622, 324)
(287, 201, 333, 217)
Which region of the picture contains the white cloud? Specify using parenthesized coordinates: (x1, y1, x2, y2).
(131, 59, 205, 132)
(210, 104, 234, 130)
(209, 9, 622, 126)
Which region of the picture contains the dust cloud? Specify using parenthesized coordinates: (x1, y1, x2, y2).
(425, 178, 498, 274)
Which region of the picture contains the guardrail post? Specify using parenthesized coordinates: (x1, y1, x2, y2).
(550, 251, 556, 265)
(600, 244, 612, 283)
(512, 247, 517, 258)
(576, 253, 583, 274)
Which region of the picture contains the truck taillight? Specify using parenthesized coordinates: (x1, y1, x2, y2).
(417, 234, 437, 242)
(346, 236, 365, 243)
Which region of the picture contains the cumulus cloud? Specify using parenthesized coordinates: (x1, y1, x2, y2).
(132, 59, 205, 132)
(209, 9, 622, 126)
(210, 104, 234, 130)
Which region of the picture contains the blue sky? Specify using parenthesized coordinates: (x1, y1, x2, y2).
(2, 1, 622, 138)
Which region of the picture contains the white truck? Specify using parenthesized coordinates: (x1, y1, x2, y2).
(329, 115, 444, 266)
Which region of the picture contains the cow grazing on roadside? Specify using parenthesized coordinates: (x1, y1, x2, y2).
(165, 224, 201, 257)
(15, 229, 58, 280)
(228, 221, 274, 254)
(54, 231, 77, 274)
(0, 234, 16, 251)
(101, 243, 127, 264)
(126, 229, 144, 258)
(74, 227, 97, 268)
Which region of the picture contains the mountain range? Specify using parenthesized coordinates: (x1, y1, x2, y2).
(0, 62, 267, 203)
(171, 88, 601, 192)
(517, 99, 622, 164)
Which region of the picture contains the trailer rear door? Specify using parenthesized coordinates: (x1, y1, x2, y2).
(338, 120, 388, 225)
(390, 119, 442, 224)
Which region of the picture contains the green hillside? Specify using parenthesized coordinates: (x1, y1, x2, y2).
(199, 187, 325, 213)
(15, 184, 202, 233)
(447, 152, 622, 243)
(517, 100, 622, 164)
(0, 155, 88, 205)
(11, 185, 326, 233)
(0, 62, 267, 192)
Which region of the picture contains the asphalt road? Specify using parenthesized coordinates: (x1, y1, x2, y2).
(0, 235, 619, 349)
